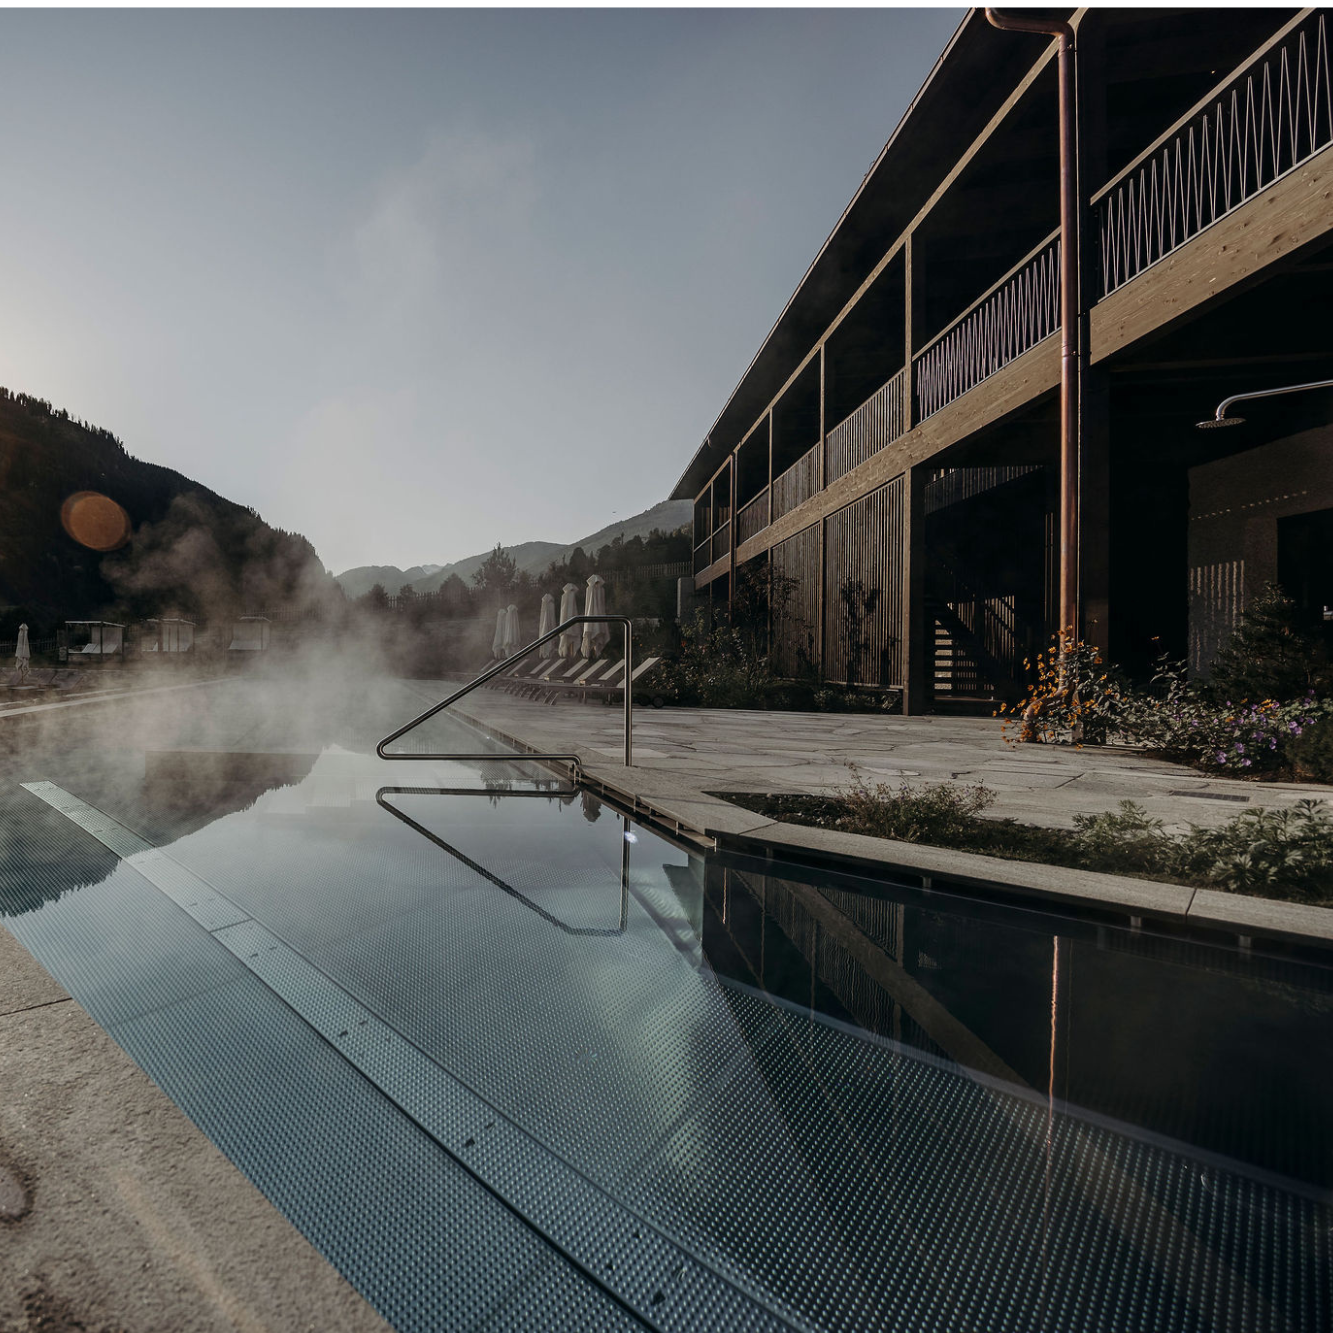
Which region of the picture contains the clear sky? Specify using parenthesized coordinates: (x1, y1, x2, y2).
(0, 7, 962, 574)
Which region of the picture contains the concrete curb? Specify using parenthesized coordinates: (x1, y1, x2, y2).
(452, 700, 1333, 950)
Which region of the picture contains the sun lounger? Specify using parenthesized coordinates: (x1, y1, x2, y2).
(493, 658, 551, 695)
(547, 656, 662, 705)
(506, 656, 575, 699)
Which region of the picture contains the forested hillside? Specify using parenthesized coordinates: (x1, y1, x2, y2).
(0, 388, 335, 634)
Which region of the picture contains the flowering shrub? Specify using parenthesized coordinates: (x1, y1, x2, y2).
(1117, 655, 1330, 775)
(1200, 697, 1325, 774)
(996, 630, 1126, 746)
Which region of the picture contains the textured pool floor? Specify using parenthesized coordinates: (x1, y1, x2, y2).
(5, 724, 1333, 1331)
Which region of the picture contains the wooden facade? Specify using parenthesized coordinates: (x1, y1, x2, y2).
(675, 7, 1333, 709)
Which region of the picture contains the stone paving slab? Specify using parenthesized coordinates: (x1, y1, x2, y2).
(440, 687, 1331, 831)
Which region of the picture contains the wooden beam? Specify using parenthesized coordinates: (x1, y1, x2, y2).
(748, 339, 1062, 560)
(779, 878, 1026, 1086)
(1091, 149, 1333, 363)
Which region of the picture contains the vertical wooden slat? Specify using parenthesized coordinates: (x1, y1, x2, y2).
(771, 523, 822, 676)
(818, 477, 905, 687)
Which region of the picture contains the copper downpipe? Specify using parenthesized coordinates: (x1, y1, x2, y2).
(985, 10, 1079, 647)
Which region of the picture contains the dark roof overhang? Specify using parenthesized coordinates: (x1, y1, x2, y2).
(670, 7, 1069, 500)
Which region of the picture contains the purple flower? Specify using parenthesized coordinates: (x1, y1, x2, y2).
(1242, 758, 1252, 767)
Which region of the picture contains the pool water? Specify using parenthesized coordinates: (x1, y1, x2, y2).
(2, 676, 1330, 1331)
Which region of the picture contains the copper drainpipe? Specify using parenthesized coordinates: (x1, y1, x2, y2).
(985, 9, 1079, 646)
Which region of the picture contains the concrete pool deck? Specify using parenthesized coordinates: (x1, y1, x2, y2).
(435, 686, 1333, 948)
(0, 928, 390, 1333)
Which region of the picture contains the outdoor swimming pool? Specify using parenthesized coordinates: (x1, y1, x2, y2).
(3, 675, 1331, 1331)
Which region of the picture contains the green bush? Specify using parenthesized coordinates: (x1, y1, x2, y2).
(839, 771, 997, 844)
(1177, 800, 1333, 899)
(1069, 802, 1174, 877)
(1205, 583, 1330, 703)
(1292, 714, 1333, 784)
(724, 786, 1333, 904)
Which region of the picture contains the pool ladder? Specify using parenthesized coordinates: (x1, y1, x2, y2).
(376, 615, 635, 779)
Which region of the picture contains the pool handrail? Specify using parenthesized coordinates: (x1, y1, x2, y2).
(376, 614, 634, 771)
(376, 788, 631, 936)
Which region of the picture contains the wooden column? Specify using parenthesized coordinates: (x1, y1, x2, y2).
(904, 233, 918, 433)
(818, 344, 827, 492)
(728, 457, 737, 611)
(901, 464, 928, 714)
(1077, 13, 1112, 653)
(901, 231, 928, 713)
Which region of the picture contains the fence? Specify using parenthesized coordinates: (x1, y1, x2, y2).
(913, 233, 1060, 421)
(772, 444, 821, 522)
(735, 492, 770, 546)
(825, 368, 908, 486)
(1098, 10, 1332, 296)
(924, 464, 1043, 515)
(603, 562, 691, 585)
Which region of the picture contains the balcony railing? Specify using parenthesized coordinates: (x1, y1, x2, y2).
(735, 491, 770, 546)
(825, 367, 908, 486)
(711, 520, 731, 567)
(924, 464, 1042, 515)
(913, 232, 1060, 422)
(1098, 10, 1331, 297)
(693, 540, 711, 575)
(772, 444, 820, 521)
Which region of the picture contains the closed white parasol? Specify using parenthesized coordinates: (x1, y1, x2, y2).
(492, 608, 507, 659)
(15, 623, 30, 678)
(537, 593, 556, 658)
(503, 604, 520, 657)
(557, 583, 581, 658)
(581, 574, 609, 659)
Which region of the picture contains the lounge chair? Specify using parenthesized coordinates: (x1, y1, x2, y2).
(542, 656, 661, 705)
(507, 656, 576, 699)
(591, 655, 663, 705)
(493, 658, 549, 694)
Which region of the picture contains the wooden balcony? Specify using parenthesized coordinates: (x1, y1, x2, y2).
(772, 445, 820, 522)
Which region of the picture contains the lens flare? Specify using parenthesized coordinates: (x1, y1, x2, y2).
(60, 491, 132, 551)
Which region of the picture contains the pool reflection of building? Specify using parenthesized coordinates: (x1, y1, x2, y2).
(674, 8, 1333, 706)
(701, 855, 1333, 1190)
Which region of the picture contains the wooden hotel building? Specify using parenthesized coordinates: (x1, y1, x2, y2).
(671, 7, 1333, 711)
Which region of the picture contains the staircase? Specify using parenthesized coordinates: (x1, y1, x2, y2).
(930, 612, 1000, 708)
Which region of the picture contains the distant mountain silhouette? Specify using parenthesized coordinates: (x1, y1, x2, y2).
(335, 498, 692, 598)
(0, 388, 334, 631)
(333, 563, 454, 600)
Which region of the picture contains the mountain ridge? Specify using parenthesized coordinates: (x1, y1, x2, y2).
(0, 387, 334, 629)
(335, 498, 691, 599)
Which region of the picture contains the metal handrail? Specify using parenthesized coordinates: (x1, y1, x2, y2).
(376, 614, 634, 770)
(376, 788, 631, 936)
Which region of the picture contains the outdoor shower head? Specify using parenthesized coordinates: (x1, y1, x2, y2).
(1196, 376, 1333, 432)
